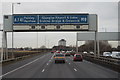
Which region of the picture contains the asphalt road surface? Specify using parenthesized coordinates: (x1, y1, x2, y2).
(1, 52, 119, 78)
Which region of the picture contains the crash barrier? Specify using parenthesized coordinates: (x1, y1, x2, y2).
(1, 55, 31, 63)
(1, 51, 49, 64)
(82, 54, 120, 72)
(5, 51, 43, 59)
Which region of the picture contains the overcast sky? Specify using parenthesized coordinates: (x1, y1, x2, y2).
(0, 1, 119, 48)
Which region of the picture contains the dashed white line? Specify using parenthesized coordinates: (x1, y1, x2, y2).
(50, 54, 55, 60)
(47, 63, 49, 65)
(42, 54, 54, 72)
(42, 69, 45, 72)
(69, 63, 71, 64)
(74, 68, 77, 71)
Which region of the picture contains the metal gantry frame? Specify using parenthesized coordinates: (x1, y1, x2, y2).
(1, 3, 98, 61)
(76, 31, 98, 57)
(0, 3, 21, 62)
(76, 32, 120, 57)
(76, 14, 98, 57)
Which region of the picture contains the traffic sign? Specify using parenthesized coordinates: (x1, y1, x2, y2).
(13, 15, 38, 24)
(13, 14, 88, 25)
(4, 14, 97, 32)
(38, 15, 88, 24)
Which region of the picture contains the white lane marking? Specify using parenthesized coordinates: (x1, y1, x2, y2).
(74, 68, 77, 71)
(41, 54, 53, 73)
(51, 54, 55, 59)
(69, 63, 71, 64)
(47, 63, 49, 65)
(0, 55, 46, 77)
(42, 69, 45, 72)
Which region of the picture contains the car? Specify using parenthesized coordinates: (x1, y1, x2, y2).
(90, 52, 94, 55)
(54, 53, 65, 63)
(103, 52, 112, 57)
(51, 51, 56, 54)
(111, 52, 120, 58)
(56, 50, 61, 53)
(61, 51, 65, 53)
(70, 51, 76, 56)
(73, 54, 83, 61)
(65, 52, 71, 56)
(83, 51, 87, 54)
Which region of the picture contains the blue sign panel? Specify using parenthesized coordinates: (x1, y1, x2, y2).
(13, 14, 88, 24)
(13, 15, 38, 24)
(39, 15, 88, 24)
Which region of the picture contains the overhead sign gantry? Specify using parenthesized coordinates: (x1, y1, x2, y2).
(2, 13, 98, 61)
(4, 13, 97, 32)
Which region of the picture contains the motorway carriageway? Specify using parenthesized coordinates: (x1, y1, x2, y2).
(1, 52, 119, 78)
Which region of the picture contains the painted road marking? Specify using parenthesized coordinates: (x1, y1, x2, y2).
(51, 54, 55, 59)
(47, 63, 49, 65)
(42, 69, 45, 72)
(74, 68, 77, 71)
(0, 54, 47, 77)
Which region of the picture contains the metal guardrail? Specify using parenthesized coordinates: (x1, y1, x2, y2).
(2, 55, 31, 62)
(1, 52, 49, 64)
(82, 54, 120, 72)
(0, 55, 31, 64)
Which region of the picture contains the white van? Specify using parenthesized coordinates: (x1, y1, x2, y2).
(103, 52, 112, 57)
(111, 52, 120, 58)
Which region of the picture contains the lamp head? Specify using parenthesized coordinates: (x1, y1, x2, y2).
(17, 3, 21, 4)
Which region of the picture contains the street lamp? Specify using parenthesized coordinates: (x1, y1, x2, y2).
(12, 3, 21, 14)
(11, 3, 21, 59)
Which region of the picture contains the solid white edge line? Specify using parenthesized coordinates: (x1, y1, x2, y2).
(0, 55, 46, 77)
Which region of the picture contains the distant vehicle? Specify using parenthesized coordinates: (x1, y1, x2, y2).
(61, 51, 65, 53)
(70, 51, 76, 56)
(54, 53, 65, 63)
(57, 52, 61, 53)
(65, 52, 71, 56)
(83, 51, 87, 54)
(90, 52, 94, 55)
(73, 54, 83, 61)
(103, 52, 112, 57)
(55, 50, 61, 53)
(51, 51, 56, 54)
(111, 52, 120, 58)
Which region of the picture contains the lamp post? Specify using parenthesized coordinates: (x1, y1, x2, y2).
(11, 3, 21, 59)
